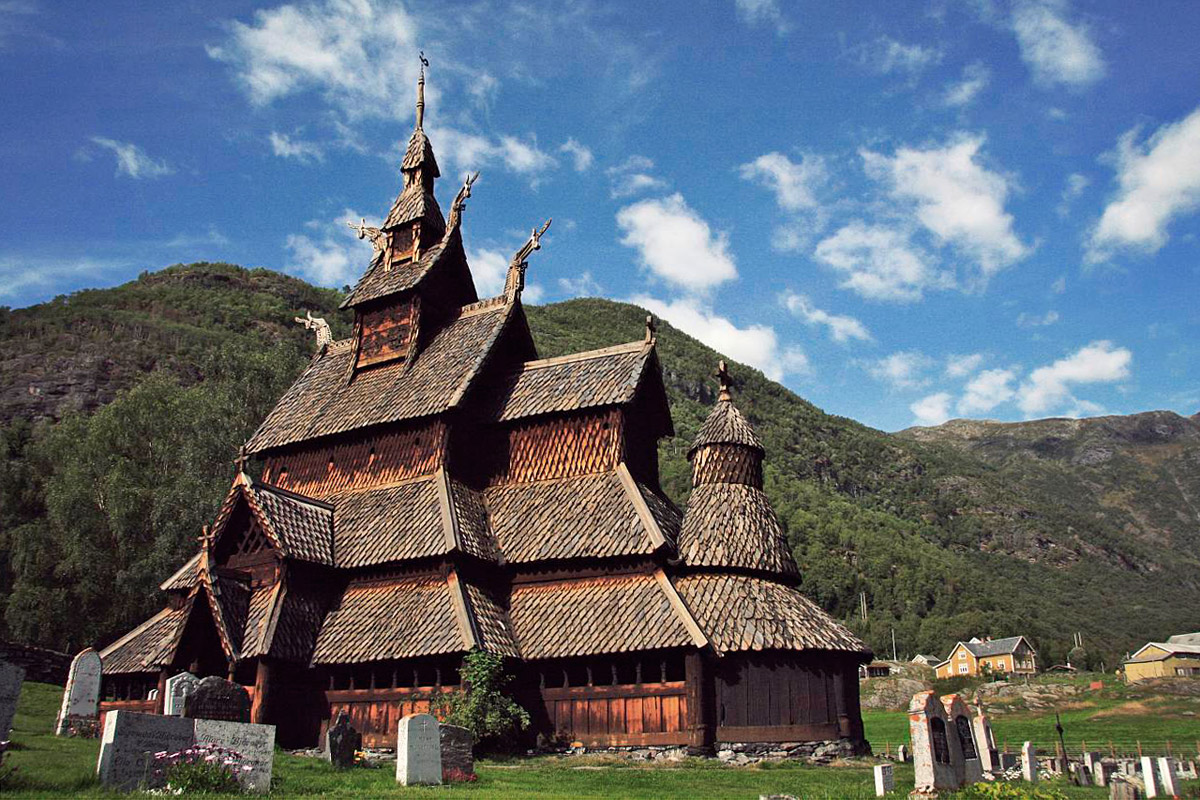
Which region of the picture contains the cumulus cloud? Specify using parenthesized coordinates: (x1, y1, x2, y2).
(1017, 340, 1132, 416)
(1088, 106, 1200, 262)
(958, 368, 1016, 414)
(465, 247, 509, 298)
(285, 209, 374, 288)
(558, 271, 602, 298)
(607, 155, 668, 199)
(558, 138, 594, 172)
(1011, 0, 1105, 88)
(425, 125, 559, 182)
(861, 134, 1028, 283)
(1016, 309, 1060, 327)
(814, 222, 949, 302)
(945, 353, 984, 378)
(868, 351, 934, 390)
(90, 137, 174, 179)
(734, 0, 790, 34)
(853, 35, 942, 78)
(739, 152, 827, 211)
(780, 292, 872, 344)
(911, 392, 953, 426)
(632, 295, 807, 381)
(269, 131, 324, 163)
(943, 62, 990, 107)
(617, 193, 737, 293)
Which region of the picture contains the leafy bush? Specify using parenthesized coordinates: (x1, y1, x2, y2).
(434, 649, 530, 751)
(152, 742, 249, 794)
(954, 782, 1068, 800)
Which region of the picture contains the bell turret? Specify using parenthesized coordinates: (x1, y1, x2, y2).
(687, 360, 765, 489)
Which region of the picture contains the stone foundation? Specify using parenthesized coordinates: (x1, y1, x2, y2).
(55, 713, 99, 738)
(542, 738, 868, 765)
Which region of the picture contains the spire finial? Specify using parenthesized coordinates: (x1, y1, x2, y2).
(416, 51, 429, 129)
(716, 360, 733, 402)
(233, 445, 250, 476)
(645, 315, 657, 344)
(504, 218, 552, 299)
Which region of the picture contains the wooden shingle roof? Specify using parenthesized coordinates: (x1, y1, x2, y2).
(674, 574, 868, 656)
(678, 484, 798, 577)
(401, 128, 439, 177)
(245, 300, 513, 454)
(100, 599, 192, 674)
(268, 584, 331, 664)
(160, 552, 201, 592)
(383, 184, 444, 234)
(340, 228, 459, 309)
(246, 483, 334, 565)
(508, 572, 706, 660)
(689, 399, 763, 456)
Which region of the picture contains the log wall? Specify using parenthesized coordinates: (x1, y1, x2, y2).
(540, 681, 689, 746)
(324, 686, 453, 748)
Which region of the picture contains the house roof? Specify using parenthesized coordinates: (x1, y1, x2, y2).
(678, 483, 798, 577)
(1167, 632, 1200, 646)
(340, 226, 462, 309)
(206, 476, 335, 566)
(960, 636, 1031, 657)
(689, 397, 763, 456)
(245, 300, 513, 454)
(673, 574, 869, 657)
(383, 184, 444, 235)
(1125, 642, 1200, 663)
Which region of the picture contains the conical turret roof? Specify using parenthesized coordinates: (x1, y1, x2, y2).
(688, 361, 762, 457)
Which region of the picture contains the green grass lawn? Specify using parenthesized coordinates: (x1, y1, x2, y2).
(0, 681, 1169, 798)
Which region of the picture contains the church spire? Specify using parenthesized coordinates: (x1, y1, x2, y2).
(416, 51, 427, 130)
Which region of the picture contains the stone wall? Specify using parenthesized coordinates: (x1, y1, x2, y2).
(0, 640, 71, 685)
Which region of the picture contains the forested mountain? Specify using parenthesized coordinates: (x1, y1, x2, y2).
(1, 263, 1196, 667)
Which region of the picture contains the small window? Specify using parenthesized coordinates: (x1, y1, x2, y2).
(959, 664, 969, 674)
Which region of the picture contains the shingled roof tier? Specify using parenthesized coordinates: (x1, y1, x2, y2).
(401, 128, 439, 177)
(245, 301, 513, 454)
(689, 398, 764, 456)
(100, 600, 192, 674)
(266, 583, 331, 664)
(678, 483, 798, 576)
(484, 467, 675, 563)
(340, 225, 462, 309)
(480, 341, 656, 422)
(160, 552, 201, 591)
(508, 572, 705, 660)
(674, 574, 869, 656)
(207, 477, 335, 566)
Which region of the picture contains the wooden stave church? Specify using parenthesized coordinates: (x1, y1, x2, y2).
(97, 72, 872, 751)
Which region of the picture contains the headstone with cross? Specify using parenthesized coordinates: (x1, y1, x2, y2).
(396, 713, 441, 785)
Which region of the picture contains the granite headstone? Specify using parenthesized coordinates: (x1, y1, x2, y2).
(1155, 758, 1178, 798)
(971, 704, 999, 776)
(908, 690, 963, 794)
(0, 658, 25, 750)
(440, 723, 474, 779)
(943, 694, 983, 786)
(1022, 741, 1038, 783)
(1140, 756, 1159, 798)
(183, 676, 250, 722)
(396, 713, 441, 786)
(193, 718, 275, 792)
(55, 648, 101, 737)
(325, 711, 361, 769)
(96, 709, 195, 791)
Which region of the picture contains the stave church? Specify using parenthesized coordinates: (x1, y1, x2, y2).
(97, 69, 872, 752)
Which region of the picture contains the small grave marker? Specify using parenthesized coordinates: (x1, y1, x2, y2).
(1156, 757, 1178, 797)
(55, 648, 101, 737)
(874, 763, 894, 796)
(325, 711, 361, 769)
(1022, 741, 1038, 783)
(440, 723, 474, 780)
(1141, 756, 1159, 797)
(0, 658, 25, 764)
(396, 713, 441, 785)
(163, 672, 199, 716)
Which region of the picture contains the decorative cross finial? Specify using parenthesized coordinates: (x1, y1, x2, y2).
(644, 315, 657, 343)
(198, 524, 212, 550)
(416, 51, 429, 129)
(716, 360, 733, 402)
(233, 445, 250, 475)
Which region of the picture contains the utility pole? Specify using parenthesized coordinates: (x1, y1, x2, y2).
(892, 628, 898, 661)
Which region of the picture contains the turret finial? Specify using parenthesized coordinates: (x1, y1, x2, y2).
(504, 218, 552, 299)
(716, 360, 733, 402)
(645, 315, 657, 344)
(416, 51, 429, 129)
(233, 445, 250, 476)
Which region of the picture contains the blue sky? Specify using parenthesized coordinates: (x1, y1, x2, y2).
(2, 0, 1198, 431)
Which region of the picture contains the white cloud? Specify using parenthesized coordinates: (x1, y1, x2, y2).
(1057, 172, 1090, 217)
(1016, 309, 1060, 327)
(269, 131, 324, 163)
(814, 222, 949, 302)
(861, 134, 1028, 282)
(632, 295, 806, 381)
(208, 0, 420, 121)
(739, 152, 827, 211)
(558, 271, 602, 298)
(559, 138, 594, 172)
(1051, 275, 1066, 294)
(465, 247, 509, 298)
(868, 350, 934, 390)
(945, 353, 984, 378)
(285, 209, 374, 288)
(426, 126, 558, 181)
(617, 193, 737, 293)
(944, 62, 990, 107)
(90, 137, 174, 179)
(1088, 107, 1200, 262)
(780, 292, 872, 344)
(958, 368, 1016, 414)
(1017, 340, 1132, 416)
(734, 0, 790, 35)
(911, 392, 953, 426)
(606, 155, 667, 199)
(1011, 0, 1105, 88)
(854, 35, 942, 77)
(0, 254, 127, 300)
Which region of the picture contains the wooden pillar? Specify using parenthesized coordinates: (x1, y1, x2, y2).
(832, 663, 852, 739)
(685, 650, 714, 754)
(251, 659, 271, 725)
(155, 669, 169, 715)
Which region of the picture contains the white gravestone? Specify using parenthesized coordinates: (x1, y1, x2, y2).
(943, 694, 983, 786)
(908, 691, 963, 794)
(396, 713, 442, 786)
(896, 744, 908, 763)
(193, 718, 275, 793)
(1021, 741, 1038, 783)
(55, 648, 101, 736)
(874, 763, 894, 796)
(971, 704, 999, 776)
(0, 659, 26, 745)
(1156, 757, 1179, 798)
(164, 672, 199, 717)
(1141, 756, 1160, 798)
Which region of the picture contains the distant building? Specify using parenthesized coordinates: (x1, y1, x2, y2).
(934, 636, 1038, 679)
(910, 654, 938, 667)
(860, 662, 892, 679)
(1123, 640, 1200, 683)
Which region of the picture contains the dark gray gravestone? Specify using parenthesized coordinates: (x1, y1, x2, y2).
(325, 712, 361, 769)
(1109, 778, 1142, 800)
(439, 724, 474, 780)
(183, 676, 250, 722)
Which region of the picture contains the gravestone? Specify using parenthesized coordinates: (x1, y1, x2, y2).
(896, 744, 909, 763)
(1140, 756, 1159, 798)
(96, 709, 195, 791)
(1110, 778, 1143, 800)
(999, 753, 1018, 771)
(943, 694, 983, 785)
(163, 672, 199, 716)
(55, 648, 101, 737)
(908, 691, 962, 794)
(1022, 741, 1038, 783)
(874, 763, 894, 796)
(1073, 762, 1094, 787)
(193, 718, 275, 792)
(183, 676, 250, 722)
(1155, 758, 1178, 798)
(1085, 752, 1102, 773)
(0, 658, 25, 758)
(1097, 763, 1117, 787)
(396, 713, 441, 786)
(440, 723, 474, 779)
(324, 711, 361, 769)
(971, 704, 999, 776)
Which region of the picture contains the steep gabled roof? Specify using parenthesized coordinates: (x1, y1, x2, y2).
(340, 226, 464, 309)
(383, 184, 444, 234)
(678, 483, 798, 576)
(401, 128, 439, 177)
(208, 476, 335, 565)
(961, 636, 1032, 657)
(245, 300, 514, 454)
(160, 552, 202, 592)
(99, 599, 193, 674)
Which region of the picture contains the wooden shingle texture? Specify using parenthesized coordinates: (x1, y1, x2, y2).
(341, 229, 455, 308)
(401, 128, 439, 176)
(270, 585, 330, 664)
(238, 585, 277, 658)
(383, 184, 444, 234)
(249, 484, 334, 565)
(674, 574, 867, 655)
(160, 552, 201, 592)
(329, 479, 444, 568)
(678, 484, 798, 576)
(448, 479, 501, 562)
(689, 399, 763, 456)
(464, 584, 520, 658)
(99, 602, 191, 674)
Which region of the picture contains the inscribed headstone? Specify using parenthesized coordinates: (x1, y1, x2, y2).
(325, 711, 361, 769)
(908, 690, 962, 793)
(1141, 756, 1159, 798)
(183, 676, 250, 722)
(440, 723, 474, 779)
(164, 672, 199, 716)
(396, 713, 441, 786)
(193, 718, 275, 793)
(55, 648, 101, 736)
(1155, 758, 1178, 798)
(1022, 741, 1038, 783)
(96, 709, 195, 791)
(874, 763, 894, 796)
(1110, 778, 1143, 800)
(943, 694, 983, 785)
(0, 658, 25, 748)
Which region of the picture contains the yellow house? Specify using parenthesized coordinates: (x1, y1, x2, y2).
(934, 636, 1038, 679)
(1123, 639, 1200, 683)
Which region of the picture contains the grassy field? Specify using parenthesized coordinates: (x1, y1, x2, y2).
(3, 680, 1185, 798)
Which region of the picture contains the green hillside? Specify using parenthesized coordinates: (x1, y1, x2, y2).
(1, 263, 1196, 665)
